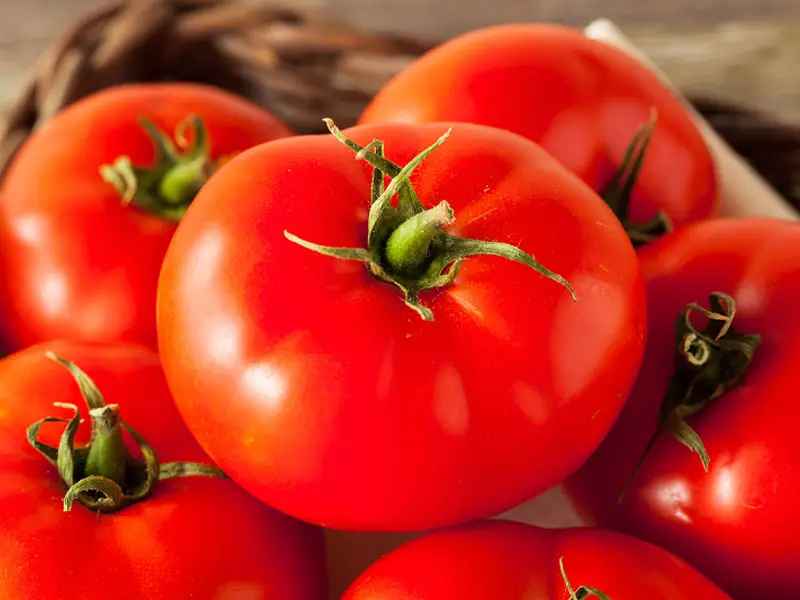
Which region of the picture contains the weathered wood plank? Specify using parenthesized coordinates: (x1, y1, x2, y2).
(308, 0, 800, 38)
(625, 21, 800, 125)
(1, 1, 799, 125)
(4, 0, 799, 43)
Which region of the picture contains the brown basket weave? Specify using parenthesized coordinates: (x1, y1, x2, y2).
(1, 0, 798, 208)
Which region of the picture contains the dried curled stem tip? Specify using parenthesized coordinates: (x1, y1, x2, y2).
(619, 291, 761, 502)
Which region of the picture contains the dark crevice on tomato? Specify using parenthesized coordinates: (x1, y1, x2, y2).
(27, 352, 227, 513)
(620, 291, 761, 501)
(285, 119, 578, 321)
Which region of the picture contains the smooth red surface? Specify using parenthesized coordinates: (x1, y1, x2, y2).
(0, 341, 327, 600)
(361, 24, 717, 228)
(0, 83, 292, 352)
(343, 520, 731, 599)
(565, 218, 800, 599)
(158, 121, 646, 532)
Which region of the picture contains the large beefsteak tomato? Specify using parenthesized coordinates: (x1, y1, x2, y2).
(565, 218, 800, 599)
(360, 24, 717, 242)
(0, 83, 291, 351)
(157, 120, 646, 531)
(343, 520, 731, 599)
(0, 341, 327, 599)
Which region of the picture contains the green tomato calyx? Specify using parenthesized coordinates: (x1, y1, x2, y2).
(602, 109, 673, 247)
(27, 353, 227, 514)
(619, 292, 761, 502)
(100, 114, 220, 221)
(284, 118, 578, 321)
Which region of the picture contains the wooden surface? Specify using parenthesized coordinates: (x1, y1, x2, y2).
(1, 0, 800, 125)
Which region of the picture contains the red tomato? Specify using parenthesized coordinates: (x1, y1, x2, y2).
(0, 83, 292, 352)
(343, 520, 731, 599)
(0, 341, 327, 599)
(565, 218, 800, 599)
(157, 120, 646, 531)
(360, 24, 717, 237)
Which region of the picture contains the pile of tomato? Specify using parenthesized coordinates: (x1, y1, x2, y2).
(0, 22, 795, 600)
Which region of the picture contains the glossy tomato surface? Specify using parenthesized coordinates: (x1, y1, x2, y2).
(343, 520, 731, 599)
(565, 218, 800, 599)
(361, 24, 716, 229)
(158, 121, 646, 531)
(0, 341, 327, 599)
(0, 83, 292, 351)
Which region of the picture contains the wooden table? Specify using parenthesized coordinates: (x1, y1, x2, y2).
(2, 0, 800, 124)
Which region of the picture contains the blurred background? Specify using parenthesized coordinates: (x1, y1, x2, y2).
(1, 0, 799, 125)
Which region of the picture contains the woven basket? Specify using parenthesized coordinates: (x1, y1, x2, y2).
(1, 0, 798, 208)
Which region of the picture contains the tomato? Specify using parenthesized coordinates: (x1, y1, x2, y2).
(0, 83, 292, 352)
(360, 24, 717, 241)
(564, 218, 800, 599)
(342, 520, 731, 599)
(157, 119, 646, 531)
(0, 341, 327, 599)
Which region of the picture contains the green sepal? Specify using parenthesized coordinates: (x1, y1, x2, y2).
(285, 119, 578, 321)
(26, 353, 228, 514)
(603, 110, 673, 247)
(99, 114, 216, 222)
(619, 291, 761, 502)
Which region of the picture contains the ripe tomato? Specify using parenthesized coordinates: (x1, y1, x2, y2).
(565, 218, 800, 599)
(0, 83, 292, 352)
(360, 24, 717, 241)
(157, 119, 646, 531)
(0, 341, 327, 599)
(343, 520, 731, 599)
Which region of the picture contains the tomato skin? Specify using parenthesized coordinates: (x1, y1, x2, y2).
(0, 341, 327, 600)
(0, 83, 292, 352)
(360, 24, 716, 228)
(564, 218, 800, 599)
(157, 121, 646, 531)
(343, 520, 731, 599)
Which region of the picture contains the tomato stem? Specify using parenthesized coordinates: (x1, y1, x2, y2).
(99, 115, 218, 222)
(602, 109, 673, 247)
(158, 161, 206, 206)
(619, 292, 761, 502)
(84, 404, 127, 487)
(26, 353, 228, 514)
(385, 201, 455, 274)
(283, 119, 578, 321)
